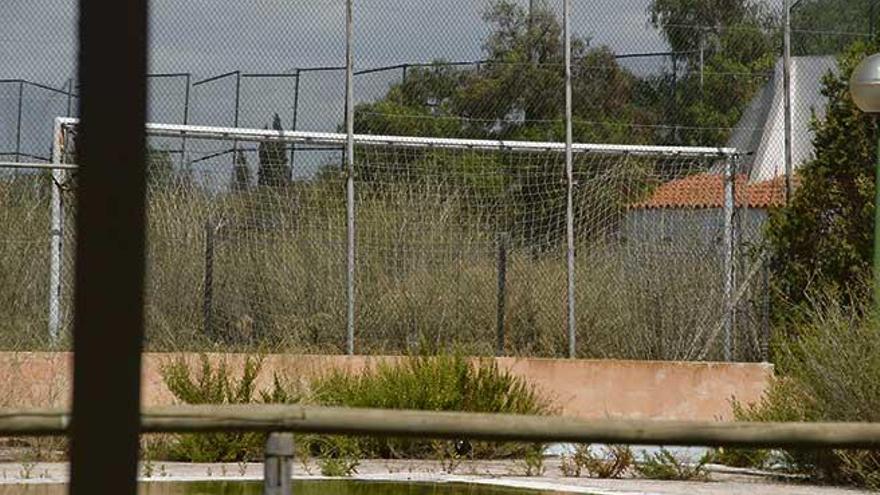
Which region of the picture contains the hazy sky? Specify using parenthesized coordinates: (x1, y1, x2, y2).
(2, 0, 665, 85)
(0, 1, 667, 163)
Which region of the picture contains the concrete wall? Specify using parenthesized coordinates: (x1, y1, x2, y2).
(0, 352, 772, 421)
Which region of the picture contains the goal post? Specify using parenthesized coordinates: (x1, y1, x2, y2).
(47, 117, 743, 359)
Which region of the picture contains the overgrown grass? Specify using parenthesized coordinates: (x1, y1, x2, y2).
(726, 288, 880, 488)
(0, 171, 756, 360)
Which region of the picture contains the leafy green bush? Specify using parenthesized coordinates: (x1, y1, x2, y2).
(732, 288, 880, 488)
(635, 447, 710, 481)
(160, 354, 294, 462)
(561, 444, 633, 478)
(309, 354, 552, 459)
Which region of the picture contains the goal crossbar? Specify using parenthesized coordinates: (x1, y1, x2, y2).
(55, 117, 736, 158)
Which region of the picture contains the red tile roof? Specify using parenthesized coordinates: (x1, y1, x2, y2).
(631, 173, 787, 210)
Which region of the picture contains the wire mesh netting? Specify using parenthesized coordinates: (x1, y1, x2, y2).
(1, 0, 874, 360)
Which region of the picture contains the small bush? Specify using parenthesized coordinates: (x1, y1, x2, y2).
(732, 288, 880, 488)
(161, 354, 292, 462)
(561, 444, 633, 478)
(309, 353, 552, 459)
(314, 436, 361, 477)
(636, 448, 710, 481)
(514, 444, 545, 477)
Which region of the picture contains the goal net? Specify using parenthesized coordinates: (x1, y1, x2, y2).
(29, 118, 764, 360)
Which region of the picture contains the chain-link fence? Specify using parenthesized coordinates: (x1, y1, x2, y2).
(0, 0, 872, 360)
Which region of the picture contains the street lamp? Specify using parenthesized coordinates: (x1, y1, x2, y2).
(850, 53, 880, 306)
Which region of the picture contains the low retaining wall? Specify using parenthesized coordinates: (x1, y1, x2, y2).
(0, 353, 772, 421)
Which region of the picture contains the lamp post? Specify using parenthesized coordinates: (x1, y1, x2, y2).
(850, 53, 880, 307)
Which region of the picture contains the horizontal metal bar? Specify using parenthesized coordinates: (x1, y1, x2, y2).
(146, 73, 191, 79)
(0, 79, 72, 96)
(241, 73, 299, 79)
(192, 71, 239, 87)
(2, 405, 880, 449)
(57, 118, 737, 157)
(0, 161, 77, 170)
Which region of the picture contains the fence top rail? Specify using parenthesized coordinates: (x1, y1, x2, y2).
(56, 117, 737, 157)
(0, 161, 77, 171)
(2, 405, 878, 449)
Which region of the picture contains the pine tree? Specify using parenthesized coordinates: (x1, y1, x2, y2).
(231, 148, 250, 192)
(257, 113, 290, 187)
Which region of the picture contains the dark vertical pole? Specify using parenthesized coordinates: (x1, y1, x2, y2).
(233, 71, 241, 166)
(289, 69, 300, 180)
(182, 73, 191, 171)
(496, 233, 508, 357)
(71, 3, 148, 495)
(402, 64, 408, 85)
(203, 220, 214, 338)
(15, 81, 24, 162)
(65, 78, 74, 117)
(233, 71, 241, 129)
(671, 54, 678, 144)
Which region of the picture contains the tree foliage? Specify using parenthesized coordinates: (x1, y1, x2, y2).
(257, 113, 289, 187)
(766, 41, 878, 311)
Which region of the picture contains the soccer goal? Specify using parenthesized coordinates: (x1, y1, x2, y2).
(46, 117, 751, 360)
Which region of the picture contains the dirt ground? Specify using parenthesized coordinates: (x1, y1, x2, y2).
(0, 459, 871, 495)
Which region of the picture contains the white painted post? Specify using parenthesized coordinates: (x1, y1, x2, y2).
(564, 0, 577, 359)
(722, 156, 736, 362)
(48, 119, 66, 344)
(783, 0, 793, 203)
(345, 0, 356, 355)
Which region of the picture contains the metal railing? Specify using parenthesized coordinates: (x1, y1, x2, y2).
(6, 404, 880, 492)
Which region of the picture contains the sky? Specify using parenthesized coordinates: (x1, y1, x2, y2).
(0, 0, 668, 170)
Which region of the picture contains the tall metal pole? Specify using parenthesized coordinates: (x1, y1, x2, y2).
(783, 0, 794, 203)
(722, 156, 736, 362)
(496, 233, 508, 357)
(48, 119, 65, 344)
(15, 81, 24, 163)
(65, 78, 74, 118)
(345, 0, 357, 355)
(182, 74, 191, 172)
(564, 0, 576, 359)
(290, 70, 300, 179)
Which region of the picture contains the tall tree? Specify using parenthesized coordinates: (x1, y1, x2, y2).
(257, 113, 290, 187)
(231, 148, 250, 192)
(766, 41, 878, 312)
(791, 0, 877, 55)
(146, 147, 174, 188)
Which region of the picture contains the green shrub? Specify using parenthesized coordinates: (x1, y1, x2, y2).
(732, 288, 880, 488)
(561, 444, 633, 478)
(161, 354, 293, 462)
(635, 447, 710, 481)
(309, 353, 552, 459)
(314, 436, 362, 477)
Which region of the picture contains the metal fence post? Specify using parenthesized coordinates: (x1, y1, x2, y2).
(563, 0, 577, 359)
(48, 119, 65, 344)
(722, 155, 736, 362)
(15, 81, 24, 163)
(345, 0, 357, 355)
(203, 219, 215, 338)
(783, 0, 793, 204)
(182, 73, 191, 172)
(496, 233, 508, 356)
(263, 433, 294, 495)
(290, 69, 301, 179)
